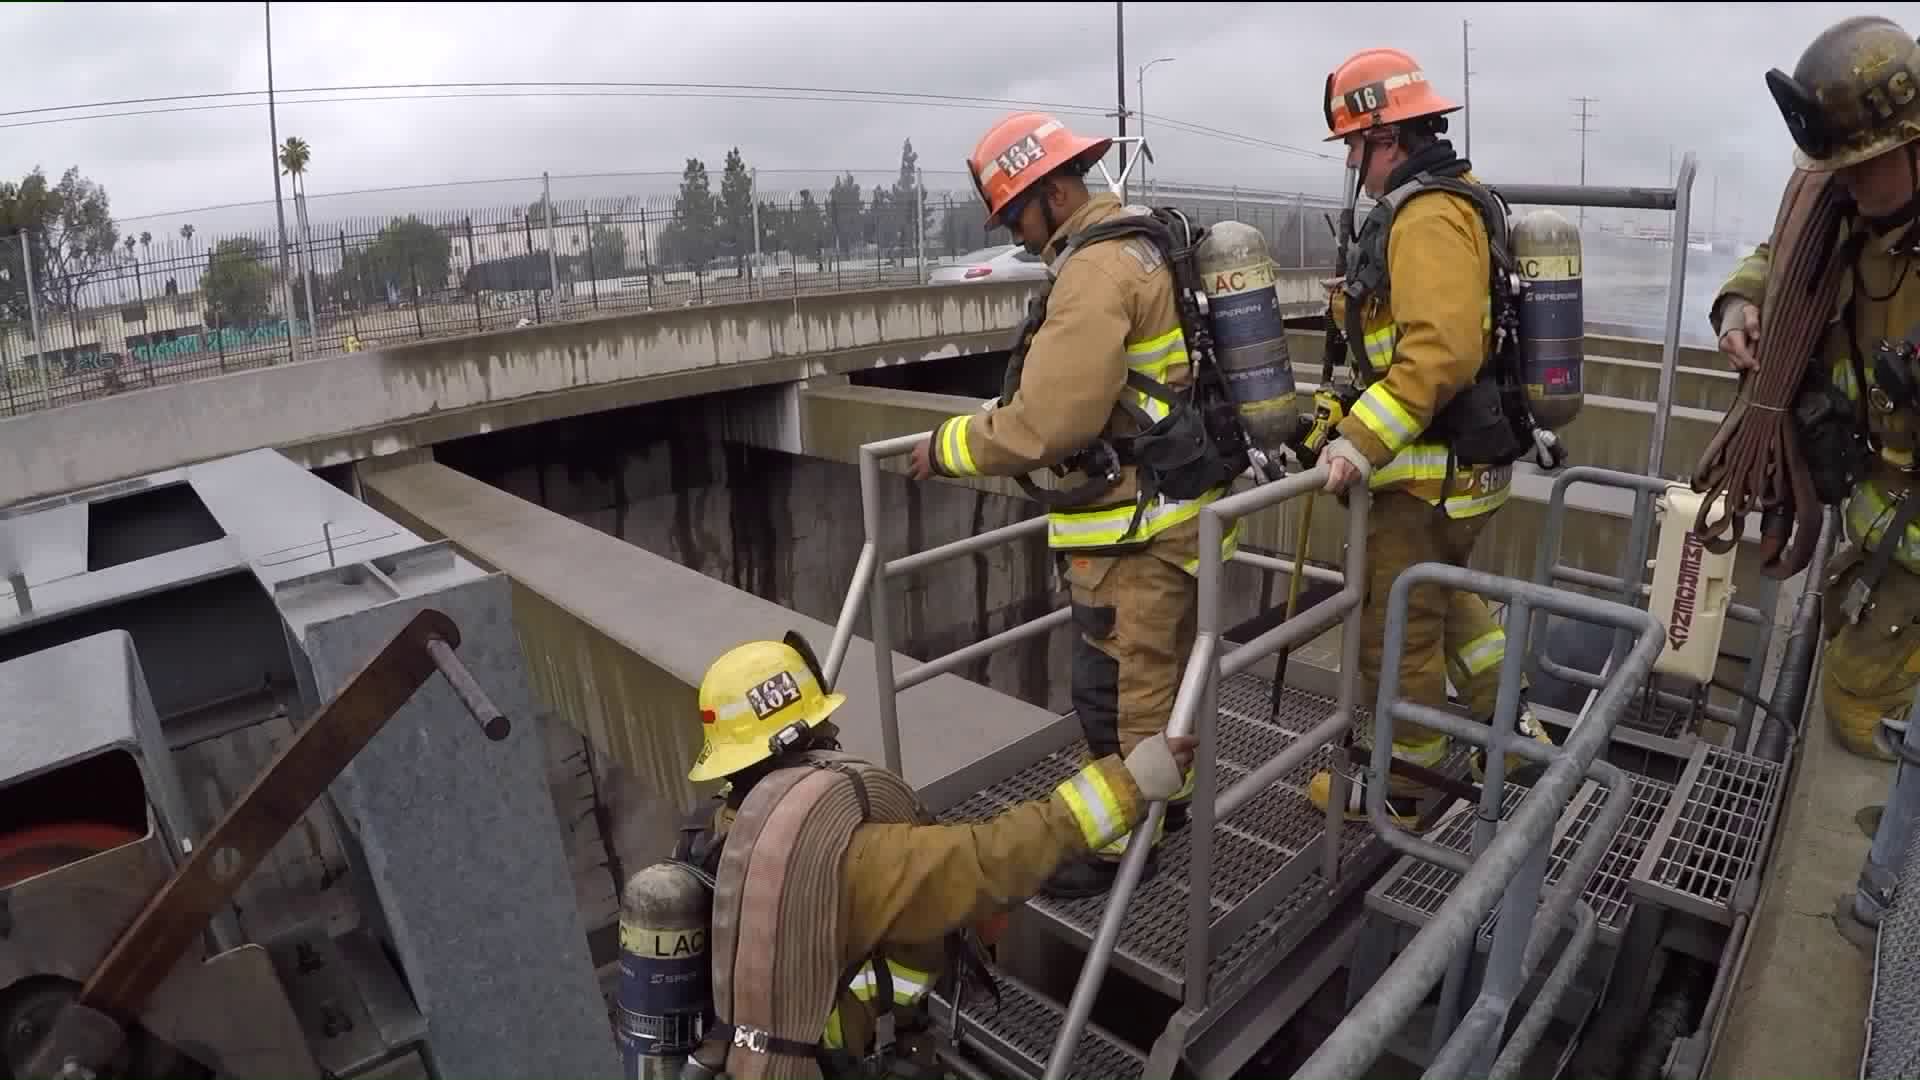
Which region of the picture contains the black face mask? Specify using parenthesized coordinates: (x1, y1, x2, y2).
(1382, 138, 1464, 193)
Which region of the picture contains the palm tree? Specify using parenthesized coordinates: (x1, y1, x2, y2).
(279, 137, 316, 331)
(140, 231, 151, 254)
(180, 224, 195, 245)
(123, 235, 136, 260)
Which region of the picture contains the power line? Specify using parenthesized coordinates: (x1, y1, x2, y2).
(0, 78, 1337, 161)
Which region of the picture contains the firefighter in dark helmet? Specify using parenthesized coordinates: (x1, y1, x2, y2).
(1714, 15, 1920, 763)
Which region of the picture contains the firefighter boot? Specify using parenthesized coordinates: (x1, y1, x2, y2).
(1307, 730, 1453, 832)
(1469, 698, 1558, 787)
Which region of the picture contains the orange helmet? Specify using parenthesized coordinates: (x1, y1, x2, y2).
(1324, 48, 1461, 142)
(968, 112, 1112, 227)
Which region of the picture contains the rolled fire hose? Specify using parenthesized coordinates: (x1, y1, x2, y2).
(1690, 167, 1849, 579)
(706, 751, 930, 1080)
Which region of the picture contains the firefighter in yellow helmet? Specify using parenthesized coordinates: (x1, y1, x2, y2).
(1307, 47, 1555, 825)
(678, 635, 1195, 1072)
(905, 111, 1235, 898)
(1714, 15, 1920, 761)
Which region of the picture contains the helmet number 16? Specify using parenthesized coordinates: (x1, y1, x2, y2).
(745, 671, 803, 720)
(1344, 81, 1387, 117)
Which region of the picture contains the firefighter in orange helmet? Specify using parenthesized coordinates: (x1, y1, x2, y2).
(1308, 48, 1554, 826)
(904, 112, 1234, 899)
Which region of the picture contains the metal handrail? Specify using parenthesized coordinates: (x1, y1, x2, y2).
(1045, 464, 1367, 1080)
(1529, 465, 1783, 751)
(1295, 566, 1665, 1080)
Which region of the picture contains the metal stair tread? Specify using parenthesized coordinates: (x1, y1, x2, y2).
(930, 972, 1145, 1080)
(936, 673, 1378, 998)
(1628, 743, 1783, 925)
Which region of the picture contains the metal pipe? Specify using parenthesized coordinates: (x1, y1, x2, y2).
(1486, 903, 1600, 1080)
(1757, 507, 1834, 762)
(897, 608, 1072, 692)
(860, 447, 904, 775)
(426, 638, 511, 741)
(823, 543, 877, 689)
(1229, 547, 1344, 587)
(1548, 565, 1767, 629)
(1490, 183, 1679, 210)
(1526, 760, 1631, 974)
(1221, 589, 1356, 680)
(885, 516, 1048, 579)
(1648, 153, 1699, 482)
(1184, 500, 1229, 1007)
(1424, 995, 1509, 1080)
(1297, 569, 1662, 1080)
(1324, 486, 1372, 888)
(1216, 709, 1348, 822)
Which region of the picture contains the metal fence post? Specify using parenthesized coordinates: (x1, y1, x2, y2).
(584, 212, 600, 309)
(915, 167, 926, 283)
(19, 230, 51, 409)
(408, 258, 424, 339)
(1297, 191, 1307, 267)
(543, 170, 561, 309)
(463, 219, 482, 331)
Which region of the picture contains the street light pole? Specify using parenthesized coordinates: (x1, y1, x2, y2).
(1137, 56, 1175, 198)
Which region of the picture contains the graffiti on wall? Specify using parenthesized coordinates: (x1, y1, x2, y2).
(129, 320, 307, 364)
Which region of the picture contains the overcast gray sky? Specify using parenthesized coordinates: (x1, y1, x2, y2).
(4, 1, 1917, 242)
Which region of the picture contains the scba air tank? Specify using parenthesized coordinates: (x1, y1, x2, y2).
(1196, 220, 1300, 456)
(617, 862, 711, 1080)
(1511, 208, 1585, 430)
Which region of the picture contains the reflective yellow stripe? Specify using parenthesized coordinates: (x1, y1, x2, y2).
(1351, 383, 1420, 454)
(1846, 481, 1920, 574)
(1453, 627, 1505, 677)
(1097, 809, 1166, 856)
(1046, 485, 1228, 551)
(1367, 444, 1510, 518)
(821, 957, 935, 1049)
(848, 959, 933, 1005)
(1833, 354, 1859, 401)
(937, 415, 980, 477)
(1360, 297, 1491, 376)
(1056, 763, 1128, 850)
(1126, 326, 1188, 423)
(1180, 519, 1243, 575)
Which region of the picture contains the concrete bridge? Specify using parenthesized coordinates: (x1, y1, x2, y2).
(0, 256, 1844, 1079)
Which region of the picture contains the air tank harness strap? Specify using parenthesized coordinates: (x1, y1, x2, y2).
(1842, 487, 1920, 626)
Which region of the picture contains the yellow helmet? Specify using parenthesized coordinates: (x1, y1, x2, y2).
(689, 637, 845, 783)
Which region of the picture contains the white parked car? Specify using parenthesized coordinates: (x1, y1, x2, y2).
(927, 244, 1049, 286)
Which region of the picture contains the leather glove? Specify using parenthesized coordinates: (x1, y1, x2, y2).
(1124, 733, 1186, 803)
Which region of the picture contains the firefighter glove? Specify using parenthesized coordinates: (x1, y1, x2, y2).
(1124, 733, 1187, 802)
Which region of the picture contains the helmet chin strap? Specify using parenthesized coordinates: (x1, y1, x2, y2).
(1863, 143, 1920, 235)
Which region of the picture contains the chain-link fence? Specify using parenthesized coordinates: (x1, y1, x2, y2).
(0, 179, 1344, 418)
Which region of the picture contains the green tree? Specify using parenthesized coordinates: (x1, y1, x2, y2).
(792, 189, 824, 260)
(661, 157, 716, 271)
(202, 237, 272, 327)
(342, 216, 454, 299)
(891, 139, 930, 262)
(825, 173, 863, 259)
(589, 224, 627, 275)
(718, 147, 754, 273)
(0, 166, 119, 321)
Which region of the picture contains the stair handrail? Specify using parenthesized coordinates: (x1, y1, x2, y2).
(1045, 463, 1369, 1080)
(1292, 565, 1665, 1080)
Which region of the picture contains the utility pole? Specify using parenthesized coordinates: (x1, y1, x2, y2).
(1462, 20, 1474, 160)
(1114, 1, 1129, 202)
(264, 1, 299, 363)
(1571, 96, 1598, 228)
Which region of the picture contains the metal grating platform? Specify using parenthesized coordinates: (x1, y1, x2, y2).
(1629, 743, 1783, 924)
(1367, 773, 1675, 946)
(1865, 807, 1920, 1079)
(930, 973, 1146, 1080)
(937, 673, 1393, 1000)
